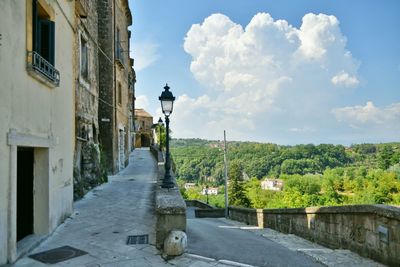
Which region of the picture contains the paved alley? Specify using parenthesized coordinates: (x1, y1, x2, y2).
(181, 213, 384, 267)
(186, 217, 323, 267)
(9, 148, 168, 267)
(7, 149, 255, 267)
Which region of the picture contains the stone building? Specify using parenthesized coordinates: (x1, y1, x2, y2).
(0, 1, 75, 264)
(202, 187, 219, 195)
(135, 109, 154, 147)
(98, 0, 134, 173)
(261, 178, 284, 191)
(73, 0, 103, 199)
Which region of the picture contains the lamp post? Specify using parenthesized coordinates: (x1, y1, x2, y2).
(205, 185, 209, 205)
(159, 84, 175, 189)
(157, 117, 163, 149)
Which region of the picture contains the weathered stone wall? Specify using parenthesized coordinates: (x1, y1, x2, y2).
(114, 0, 132, 170)
(152, 145, 186, 251)
(97, 0, 133, 173)
(185, 200, 215, 209)
(195, 209, 225, 218)
(97, 0, 115, 173)
(185, 199, 224, 218)
(229, 205, 400, 266)
(150, 145, 163, 162)
(74, 0, 104, 200)
(229, 207, 262, 227)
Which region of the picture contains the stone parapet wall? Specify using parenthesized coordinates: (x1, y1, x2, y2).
(153, 147, 186, 250)
(229, 205, 400, 266)
(229, 207, 262, 227)
(185, 200, 215, 209)
(195, 209, 225, 218)
(150, 145, 164, 163)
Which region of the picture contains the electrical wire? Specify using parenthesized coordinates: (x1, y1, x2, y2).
(53, 0, 134, 119)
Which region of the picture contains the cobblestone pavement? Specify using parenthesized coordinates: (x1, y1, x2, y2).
(7, 148, 386, 267)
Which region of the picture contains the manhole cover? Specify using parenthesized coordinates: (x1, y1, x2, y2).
(127, 234, 148, 245)
(29, 246, 88, 264)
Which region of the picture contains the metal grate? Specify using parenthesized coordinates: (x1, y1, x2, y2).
(126, 234, 149, 245)
(29, 246, 87, 264)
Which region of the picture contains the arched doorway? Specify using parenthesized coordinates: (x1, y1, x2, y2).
(141, 133, 150, 147)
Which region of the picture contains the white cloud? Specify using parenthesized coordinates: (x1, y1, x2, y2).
(331, 71, 359, 87)
(131, 41, 159, 71)
(135, 95, 149, 110)
(332, 101, 400, 126)
(297, 13, 342, 59)
(172, 12, 370, 142)
(289, 127, 315, 133)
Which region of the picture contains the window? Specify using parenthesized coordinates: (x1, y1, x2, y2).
(80, 36, 88, 80)
(115, 27, 124, 65)
(27, 0, 59, 86)
(33, 0, 55, 65)
(118, 83, 122, 105)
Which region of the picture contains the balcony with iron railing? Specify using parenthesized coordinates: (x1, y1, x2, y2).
(27, 51, 60, 87)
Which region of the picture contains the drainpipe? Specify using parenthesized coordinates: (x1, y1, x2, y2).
(113, 0, 117, 173)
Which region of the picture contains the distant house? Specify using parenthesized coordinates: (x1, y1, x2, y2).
(134, 109, 154, 147)
(261, 179, 284, 191)
(184, 183, 196, 190)
(202, 187, 219, 195)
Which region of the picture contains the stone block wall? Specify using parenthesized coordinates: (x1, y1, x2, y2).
(185, 200, 215, 209)
(114, 0, 132, 170)
(229, 206, 261, 227)
(195, 209, 225, 218)
(229, 205, 400, 266)
(155, 163, 186, 249)
(74, 0, 104, 200)
(97, 0, 116, 173)
(97, 0, 133, 173)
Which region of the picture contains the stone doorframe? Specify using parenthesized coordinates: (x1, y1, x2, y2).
(118, 124, 125, 172)
(6, 129, 55, 263)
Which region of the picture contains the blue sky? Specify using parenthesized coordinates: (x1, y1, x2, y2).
(128, 0, 400, 145)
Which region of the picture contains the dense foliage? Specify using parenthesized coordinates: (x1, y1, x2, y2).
(171, 139, 400, 208)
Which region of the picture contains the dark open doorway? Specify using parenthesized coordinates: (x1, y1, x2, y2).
(17, 147, 34, 241)
(141, 133, 150, 147)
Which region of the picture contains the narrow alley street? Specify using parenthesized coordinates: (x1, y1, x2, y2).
(10, 148, 168, 267)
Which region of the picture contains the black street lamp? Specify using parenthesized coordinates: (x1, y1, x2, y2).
(159, 84, 175, 189)
(205, 185, 209, 205)
(157, 117, 163, 149)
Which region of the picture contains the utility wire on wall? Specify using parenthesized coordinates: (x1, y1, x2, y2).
(54, 0, 134, 120)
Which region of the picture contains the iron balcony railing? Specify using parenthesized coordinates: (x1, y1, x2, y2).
(27, 51, 60, 86)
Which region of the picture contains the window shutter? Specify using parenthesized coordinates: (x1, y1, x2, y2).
(48, 21, 55, 65)
(37, 19, 55, 65)
(36, 19, 42, 55)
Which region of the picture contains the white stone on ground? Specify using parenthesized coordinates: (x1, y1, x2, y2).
(164, 230, 187, 256)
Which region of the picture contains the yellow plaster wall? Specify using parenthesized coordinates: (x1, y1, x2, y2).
(0, 0, 75, 263)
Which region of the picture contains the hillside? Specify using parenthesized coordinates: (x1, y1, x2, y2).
(171, 138, 400, 208)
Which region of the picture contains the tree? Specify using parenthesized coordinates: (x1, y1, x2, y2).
(228, 162, 250, 207)
(156, 125, 166, 149)
(378, 145, 394, 170)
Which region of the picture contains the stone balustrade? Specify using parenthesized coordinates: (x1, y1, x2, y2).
(229, 205, 400, 266)
(152, 147, 186, 252)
